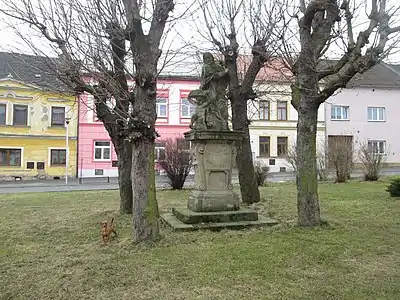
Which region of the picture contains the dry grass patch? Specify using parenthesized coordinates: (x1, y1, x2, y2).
(1, 180, 399, 299)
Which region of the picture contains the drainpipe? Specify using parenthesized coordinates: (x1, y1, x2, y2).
(75, 93, 80, 179)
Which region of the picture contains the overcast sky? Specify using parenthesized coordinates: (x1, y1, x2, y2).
(0, 0, 399, 64)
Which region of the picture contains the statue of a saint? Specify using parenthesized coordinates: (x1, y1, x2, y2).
(188, 52, 230, 131)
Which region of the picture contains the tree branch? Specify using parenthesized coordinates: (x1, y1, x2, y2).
(148, 0, 175, 49)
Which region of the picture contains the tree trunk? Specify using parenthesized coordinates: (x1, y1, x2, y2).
(131, 70, 160, 243)
(296, 102, 321, 226)
(231, 97, 260, 204)
(132, 138, 159, 243)
(115, 139, 133, 214)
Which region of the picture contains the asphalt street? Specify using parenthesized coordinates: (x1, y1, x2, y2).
(0, 168, 399, 194)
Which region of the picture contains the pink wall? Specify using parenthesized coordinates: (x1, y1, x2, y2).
(77, 79, 196, 177)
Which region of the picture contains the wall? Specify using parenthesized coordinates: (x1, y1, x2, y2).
(325, 87, 400, 163)
(0, 137, 77, 180)
(247, 82, 326, 172)
(77, 79, 199, 177)
(0, 79, 78, 180)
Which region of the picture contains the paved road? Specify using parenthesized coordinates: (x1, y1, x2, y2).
(0, 168, 399, 194)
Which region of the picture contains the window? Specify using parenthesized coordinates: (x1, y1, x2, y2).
(0, 103, 6, 125)
(331, 105, 349, 120)
(50, 149, 66, 165)
(259, 100, 269, 120)
(13, 104, 28, 126)
(259, 136, 270, 157)
(368, 107, 385, 121)
(156, 98, 167, 117)
(368, 140, 386, 155)
(277, 101, 287, 120)
(27, 162, 35, 169)
(155, 142, 166, 161)
(277, 137, 288, 157)
(94, 141, 111, 160)
(95, 169, 104, 176)
(37, 162, 45, 170)
(0, 148, 22, 166)
(51, 106, 66, 126)
(181, 98, 195, 118)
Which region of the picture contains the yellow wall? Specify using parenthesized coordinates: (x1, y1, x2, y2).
(0, 79, 78, 179)
(0, 137, 77, 179)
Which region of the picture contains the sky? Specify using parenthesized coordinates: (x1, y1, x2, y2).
(0, 0, 399, 66)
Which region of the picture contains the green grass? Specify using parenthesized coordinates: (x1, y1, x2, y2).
(1, 180, 399, 300)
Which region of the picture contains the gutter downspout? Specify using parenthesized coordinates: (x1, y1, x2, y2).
(75, 93, 80, 179)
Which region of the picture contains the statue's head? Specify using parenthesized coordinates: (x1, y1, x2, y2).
(203, 52, 214, 64)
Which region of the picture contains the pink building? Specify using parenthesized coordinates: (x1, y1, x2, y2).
(77, 78, 200, 178)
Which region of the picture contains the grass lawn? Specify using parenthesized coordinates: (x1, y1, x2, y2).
(1, 180, 399, 300)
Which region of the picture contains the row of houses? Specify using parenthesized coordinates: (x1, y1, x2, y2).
(1, 51, 399, 180)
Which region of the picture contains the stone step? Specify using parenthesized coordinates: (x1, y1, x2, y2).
(172, 207, 259, 224)
(161, 213, 278, 232)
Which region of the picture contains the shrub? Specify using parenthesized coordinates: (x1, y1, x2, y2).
(157, 138, 192, 190)
(327, 136, 353, 183)
(254, 161, 269, 186)
(386, 177, 400, 197)
(358, 141, 385, 181)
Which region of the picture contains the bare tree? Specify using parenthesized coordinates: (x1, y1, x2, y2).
(187, 0, 286, 204)
(327, 135, 353, 183)
(0, 0, 176, 242)
(158, 137, 192, 189)
(358, 140, 386, 181)
(278, 0, 400, 226)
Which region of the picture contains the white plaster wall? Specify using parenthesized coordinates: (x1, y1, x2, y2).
(325, 87, 400, 163)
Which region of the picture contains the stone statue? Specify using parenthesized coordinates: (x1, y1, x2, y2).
(188, 52, 230, 131)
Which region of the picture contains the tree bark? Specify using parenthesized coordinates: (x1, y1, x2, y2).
(132, 138, 159, 243)
(131, 67, 160, 243)
(296, 101, 321, 226)
(231, 97, 260, 204)
(115, 139, 133, 214)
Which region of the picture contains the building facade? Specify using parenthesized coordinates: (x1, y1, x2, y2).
(0, 52, 78, 180)
(77, 78, 198, 178)
(248, 83, 326, 172)
(325, 63, 400, 166)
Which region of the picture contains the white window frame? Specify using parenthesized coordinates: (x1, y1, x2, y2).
(0, 146, 24, 167)
(331, 105, 349, 120)
(367, 106, 385, 122)
(259, 100, 269, 120)
(155, 143, 166, 161)
(48, 147, 67, 166)
(86, 94, 95, 122)
(368, 140, 386, 155)
(93, 141, 112, 161)
(156, 98, 168, 117)
(180, 98, 195, 118)
(11, 103, 31, 126)
(0, 102, 7, 125)
(50, 106, 66, 127)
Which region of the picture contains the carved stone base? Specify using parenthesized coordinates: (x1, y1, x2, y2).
(188, 190, 240, 212)
(162, 130, 279, 232)
(184, 130, 243, 212)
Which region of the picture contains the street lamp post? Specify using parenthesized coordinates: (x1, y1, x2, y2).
(65, 117, 71, 185)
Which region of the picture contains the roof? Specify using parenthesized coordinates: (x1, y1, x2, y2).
(385, 64, 400, 76)
(0, 51, 70, 92)
(318, 61, 400, 88)
(2, 51, 398, 91)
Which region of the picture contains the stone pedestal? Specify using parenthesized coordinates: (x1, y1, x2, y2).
(161, 130, 278, 231)
(186, 130, 242, 212)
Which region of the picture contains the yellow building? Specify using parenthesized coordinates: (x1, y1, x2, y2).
(0, 52, 78, 180)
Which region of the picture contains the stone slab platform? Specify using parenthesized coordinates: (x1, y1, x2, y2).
(172, 207, 258, 224)
(161, 213, 278, 232)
